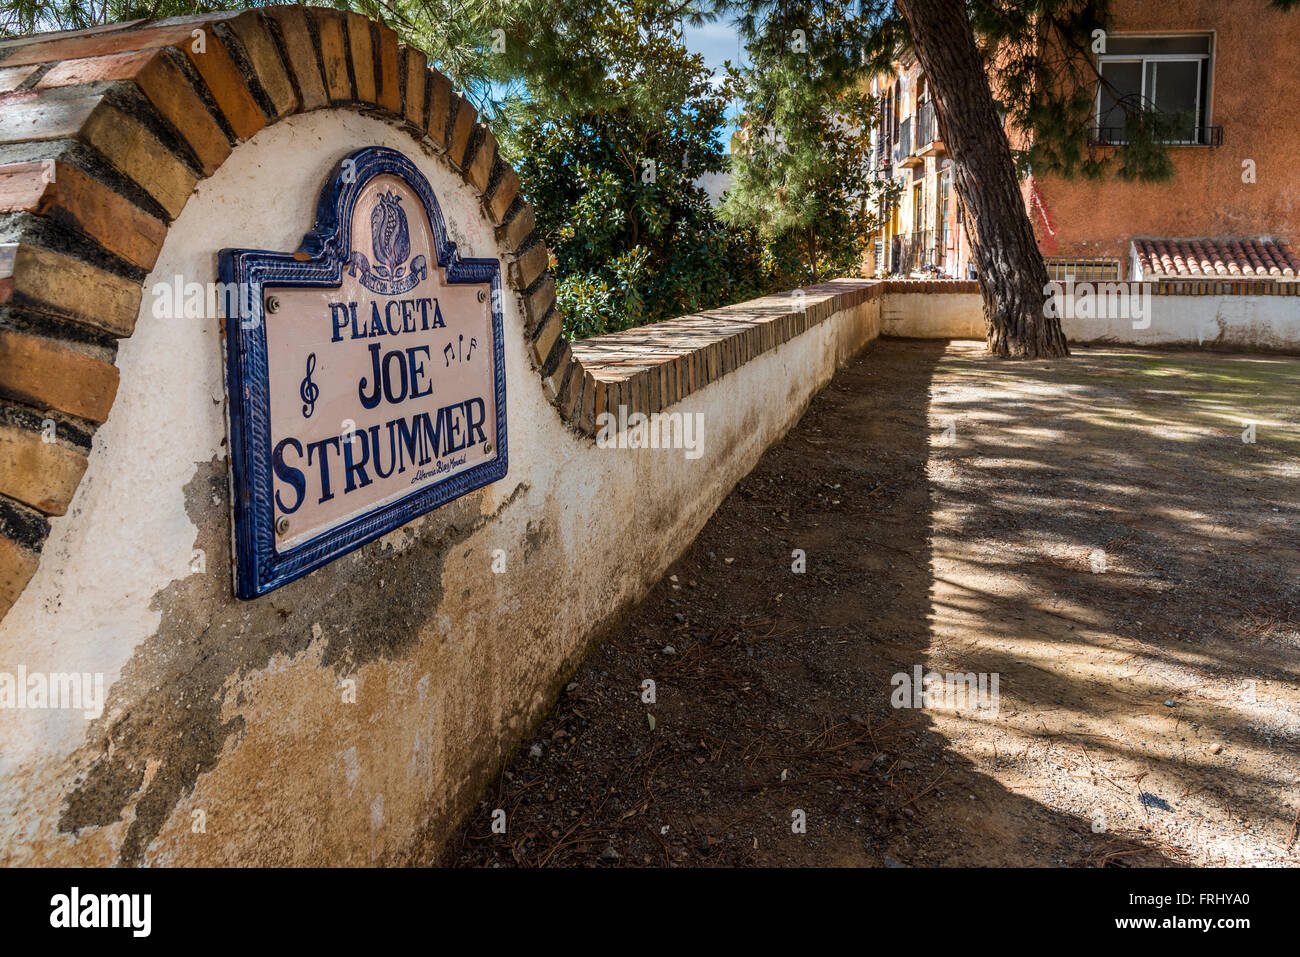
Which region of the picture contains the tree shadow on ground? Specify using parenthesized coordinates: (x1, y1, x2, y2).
(444, 336, 1287, 866)
(917, 342, 1298, 865)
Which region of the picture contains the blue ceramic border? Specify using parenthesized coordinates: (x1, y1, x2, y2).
(219, 146, 508, 599)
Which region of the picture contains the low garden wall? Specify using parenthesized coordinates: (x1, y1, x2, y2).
(877, 281, 985, 339)
(876, 280, 1300, 351)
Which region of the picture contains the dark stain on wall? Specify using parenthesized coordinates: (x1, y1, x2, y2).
(57, 456, 526, 865)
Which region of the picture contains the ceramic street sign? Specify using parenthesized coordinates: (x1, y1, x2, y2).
(220, 147, 508, 598)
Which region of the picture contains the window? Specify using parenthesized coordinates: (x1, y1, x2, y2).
(1096, 34, 1214, 145)
(938, 170, 952, 267)
(1045, 258, 1122, 282)
(879, 85, 895, 149)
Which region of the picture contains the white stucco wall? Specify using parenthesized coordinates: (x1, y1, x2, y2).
(880, 293, 985, 339)
(0, 109, 882, 865)
(878, 290, 1300, 351)
(1063, 294, 1300, 349)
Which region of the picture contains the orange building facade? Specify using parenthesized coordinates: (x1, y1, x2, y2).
(870, 0, 1300, 283)
(868, 55, 974, 279)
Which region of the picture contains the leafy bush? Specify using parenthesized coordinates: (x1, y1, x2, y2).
(505, 11, 783, 340)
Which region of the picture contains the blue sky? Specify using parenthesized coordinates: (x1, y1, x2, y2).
(682, 17, 747, 75)
(681, 17, 749, 147)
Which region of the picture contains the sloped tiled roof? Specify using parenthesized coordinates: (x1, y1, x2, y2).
(1133, 238, 1299, 280)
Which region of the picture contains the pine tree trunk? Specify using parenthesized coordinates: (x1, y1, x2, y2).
(895, 0, 1069, 358)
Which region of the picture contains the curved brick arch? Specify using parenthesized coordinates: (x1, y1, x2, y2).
(0, 6, 576, 620)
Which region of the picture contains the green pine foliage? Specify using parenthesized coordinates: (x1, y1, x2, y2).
(721, 0, 896, 283)
(970, 0, 1174, 182)
(508, 9, 780, 339)
(4, 0, 780, 339)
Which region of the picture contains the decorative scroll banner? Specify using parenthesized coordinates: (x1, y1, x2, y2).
(220, 147, 508, 599)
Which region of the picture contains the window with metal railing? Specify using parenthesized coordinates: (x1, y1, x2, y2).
(894, 117, 912, 163)
(1095, 34, 1218, 146)
(1091, 125, 1222, 147)
(916, 101, 938, 148)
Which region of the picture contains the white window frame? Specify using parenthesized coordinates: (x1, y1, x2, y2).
(1095, 34, 1214, 146)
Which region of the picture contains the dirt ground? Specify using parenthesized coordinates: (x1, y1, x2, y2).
(443, 338, 1300, 867)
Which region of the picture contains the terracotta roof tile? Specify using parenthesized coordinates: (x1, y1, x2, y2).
(1134, 238, 1298, 280)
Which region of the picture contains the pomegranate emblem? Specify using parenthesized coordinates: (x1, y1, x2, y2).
(347, 186, 428, 295)
(370, 190, 411, 279)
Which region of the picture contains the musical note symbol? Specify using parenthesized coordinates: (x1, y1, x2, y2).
(443, 343, 454, 367)
(458, 334, 464, 361)
(467, 337, 477, 360)
(300, 352, 319, 418)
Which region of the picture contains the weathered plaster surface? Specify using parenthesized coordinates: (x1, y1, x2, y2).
(881, 293, 985, 339)
(1067, 295, 1300, 350)
(0, 110, 883, 865)
(1033, 0, 1300, 265)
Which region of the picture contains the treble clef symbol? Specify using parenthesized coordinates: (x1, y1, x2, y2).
(300, 352, 319, 418)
